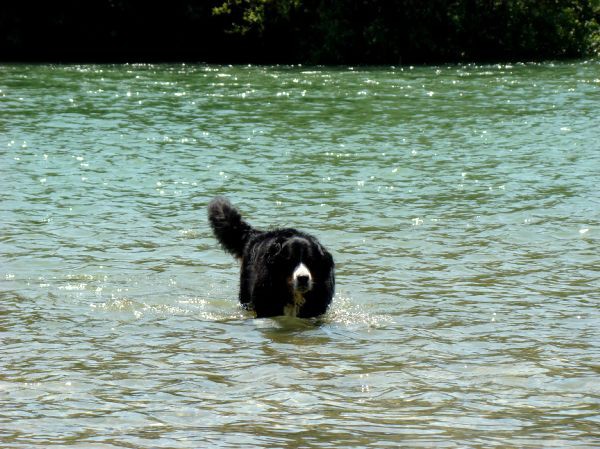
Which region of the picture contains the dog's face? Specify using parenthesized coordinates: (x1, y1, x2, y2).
(267, 236, 333, 295)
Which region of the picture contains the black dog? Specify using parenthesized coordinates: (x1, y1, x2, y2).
(208, 197, 335, 318)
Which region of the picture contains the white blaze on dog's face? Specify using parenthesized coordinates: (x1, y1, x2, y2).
(285, 262, 312, 317)
(292, 262, 313, 293)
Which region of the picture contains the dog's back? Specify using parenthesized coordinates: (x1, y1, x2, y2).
(208, 197, 257, 258)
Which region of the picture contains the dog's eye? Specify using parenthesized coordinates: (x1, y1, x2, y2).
(278, 245, 294, 261)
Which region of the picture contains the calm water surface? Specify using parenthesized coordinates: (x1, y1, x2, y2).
(1, 62, 599, 448)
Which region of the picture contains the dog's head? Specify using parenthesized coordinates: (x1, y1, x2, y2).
(267, 235, 333, 295)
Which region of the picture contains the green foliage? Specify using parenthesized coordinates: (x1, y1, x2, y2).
(1, 0, 598, 63)
(211, 0, 600, 63)
(586, 0, 600, 54)
(212, 0, 302, 34)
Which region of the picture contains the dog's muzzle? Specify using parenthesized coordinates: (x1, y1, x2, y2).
(292, 263, 313, 293)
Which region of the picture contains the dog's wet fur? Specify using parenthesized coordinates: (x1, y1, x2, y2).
(208, 197, 335, 318)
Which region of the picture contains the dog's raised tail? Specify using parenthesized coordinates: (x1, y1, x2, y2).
(208, 197, 255, 258)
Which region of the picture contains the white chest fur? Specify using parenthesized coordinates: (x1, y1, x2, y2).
(283, 291, 306, 317)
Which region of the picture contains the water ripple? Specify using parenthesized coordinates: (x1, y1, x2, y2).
(1, 61, 599, 448)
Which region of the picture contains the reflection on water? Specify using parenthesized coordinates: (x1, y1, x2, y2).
(1, 61, 599, 448)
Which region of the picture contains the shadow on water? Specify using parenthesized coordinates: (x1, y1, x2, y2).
(252, 316, 335, 345)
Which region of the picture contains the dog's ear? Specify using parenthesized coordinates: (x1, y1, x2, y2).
(266, 242, 282, 265)
(317, 244, 334, 270)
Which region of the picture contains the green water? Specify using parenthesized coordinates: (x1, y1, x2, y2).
(1, 62, 599, 448)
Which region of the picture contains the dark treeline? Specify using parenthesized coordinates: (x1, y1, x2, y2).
(1, 0, 599, 64)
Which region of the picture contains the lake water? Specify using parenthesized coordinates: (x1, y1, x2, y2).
(1, 61, 599, 448)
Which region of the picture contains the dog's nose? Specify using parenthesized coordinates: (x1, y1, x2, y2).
(293, 263, 312, 291)
(296, 274, 310, 287)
